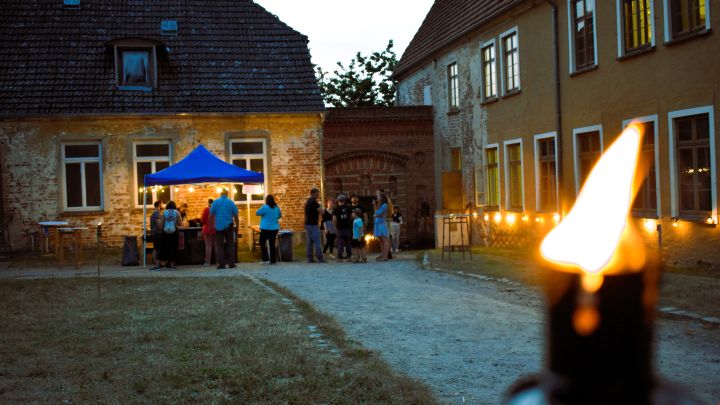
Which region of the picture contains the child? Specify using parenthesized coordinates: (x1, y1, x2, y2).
(390, 206, 403, 255)
(351, 208, 367, 263)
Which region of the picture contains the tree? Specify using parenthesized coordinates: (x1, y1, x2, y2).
(315, 40, 398, 107)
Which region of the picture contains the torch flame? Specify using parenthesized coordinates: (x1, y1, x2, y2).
(540, 126, 643, 274)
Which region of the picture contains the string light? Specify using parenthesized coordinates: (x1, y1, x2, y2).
(506, 213, 517, 226)
(484, 214, 490, 222)
(643, 219, 656, 233)
(493, 212, 502, 224)
(552, 213, 561, 224)
(521, 215, 529, 222)
(188, 186, 195, 192)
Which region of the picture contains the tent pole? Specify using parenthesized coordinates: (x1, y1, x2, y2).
(142, 179, 147, 268)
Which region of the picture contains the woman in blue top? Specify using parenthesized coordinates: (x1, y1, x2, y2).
(374, 192, 390, 261)
(256, 194, 282, 264)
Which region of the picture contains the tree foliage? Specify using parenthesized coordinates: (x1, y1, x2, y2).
(315, 40, 398, 107)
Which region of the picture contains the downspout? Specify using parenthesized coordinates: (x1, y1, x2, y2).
(544, 0, 565, 215)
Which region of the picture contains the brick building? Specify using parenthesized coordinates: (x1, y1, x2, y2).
(0, 0, 324, 248)
(323, 107, 436, 247)
(395, 0, 720, 265)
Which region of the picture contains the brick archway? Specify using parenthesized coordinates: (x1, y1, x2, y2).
(325, 150, 408, 198)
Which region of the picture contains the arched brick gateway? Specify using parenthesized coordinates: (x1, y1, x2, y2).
(322, 107, 436, 247)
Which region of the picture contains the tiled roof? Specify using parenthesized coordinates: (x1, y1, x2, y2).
(0, 0, 325, 115)
(394, 0, 523, 80)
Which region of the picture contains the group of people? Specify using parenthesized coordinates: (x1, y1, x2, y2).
(148, 189, 244, 270)
(304, 188, 403, 264)
(148, 186, 405, 269)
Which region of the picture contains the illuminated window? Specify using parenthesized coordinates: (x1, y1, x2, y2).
(501, 29, 520, 93)
(505, 142, 523, 211)
(62, 143, 102, 210)
(134, 142, 171, 207)
(620, 0, 653, 53)
(486, 147, 500, 209)
(570, 0, 596, 71)
(447, 63, 459, 109)
(230, 139, 267, 204)
(536, 137, 557, 211)
(669, 0, 707, 39)
(481, 42, 497, 100)
(675, 114, 711, 215)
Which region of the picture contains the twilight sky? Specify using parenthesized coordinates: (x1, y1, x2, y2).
(254, 0, 435, 73)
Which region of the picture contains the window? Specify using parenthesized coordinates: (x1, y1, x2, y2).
(628, 120, 659, 214)
(134, 142, 171, 207)
(675, 114, 712, 215)
(486, 146, 500, 209)
(665, 0, 709, 40)
(535, 135, 558, 211)
(423, 85, 432, 106)
(481, 42, 497, 100)
(574, 127, 603, 192)
(618, 0, 654, 54)
(569, 0, 597, 71)
(505, 141, 524, 211)
(447, 63, 459, 109)
(62, 143, 102, 210)
(115, 45, 157, 89)
(230, 139, 268, 204)
(501, 29, 520, 93)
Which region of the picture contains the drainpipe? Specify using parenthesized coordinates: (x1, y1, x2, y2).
(544, 0, 565, 215)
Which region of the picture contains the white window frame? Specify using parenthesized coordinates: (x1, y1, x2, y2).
(447, 62, 460, 109)
(622, 115, 661, 217)
(504, 139, 525, 212)
(133, 141, 172, 208)
(61, 142, 103, 211)
(534, 132, 559, 212)
(615, 0, 656, 57)
(668, 105, 717, 220)
(229, 138, 269, 205)
(499, 27, 521, 95)
(485, 143, 502, 210)
(572, 125, 604, 194)
(567, 0, 599, 73)
(480, 38, 498, 101)
(662, 0, 712, 42)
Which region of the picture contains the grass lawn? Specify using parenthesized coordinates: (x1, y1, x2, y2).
(424, 247, 720, 318)
(0, 277, 437, 404)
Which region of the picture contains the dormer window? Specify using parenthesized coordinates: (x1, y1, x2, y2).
(120, 48, 152, 85)
(110, 38, 160, 91)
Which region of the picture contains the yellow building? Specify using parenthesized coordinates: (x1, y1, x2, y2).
(396, 0, 720, 265)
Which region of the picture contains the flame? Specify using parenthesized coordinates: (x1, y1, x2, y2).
(540, 126, 644, 275)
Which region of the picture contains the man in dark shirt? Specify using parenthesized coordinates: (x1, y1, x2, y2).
(333, 194, 354, 261)
(304, 188, 325, 263)
(350, 195, 368, 225)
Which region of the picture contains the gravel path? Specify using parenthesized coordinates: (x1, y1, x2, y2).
(1, 258, 718, 403)
(256, 256, 720, 404)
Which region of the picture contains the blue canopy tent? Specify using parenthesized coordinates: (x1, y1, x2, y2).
(142, 144, 264, 266)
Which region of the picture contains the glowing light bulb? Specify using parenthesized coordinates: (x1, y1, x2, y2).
(174, 187, 179, 192)
(643, 219, 656, 233)
(506, 213, 517, 226)
(522, 215, 529, 222)
(216, 187, 222, 193)
(552, 213, 561, 224)
(493, 212, 502, 224)
(484, 214, 490, 222)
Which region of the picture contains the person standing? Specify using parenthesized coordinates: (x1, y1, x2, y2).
(333, 194, 353, 262)
(210, 189, 239, 269)
(374, 193, 391, 261)
(350, 195, 368, 225)
(322, 199, 337, 259)
(390, 206, 403, 255)
(158, 200, 180, 269)
(256, 194, 282, 264)
(304, 188, 325, 263)
(149, 200, 163, 270)
(352, 208, 367, 263)
(200, 198, 215, 267)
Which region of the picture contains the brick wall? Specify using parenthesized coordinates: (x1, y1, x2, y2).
(0, 113, 323, 249)
(323, 107, 435, 246)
